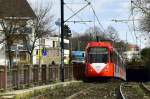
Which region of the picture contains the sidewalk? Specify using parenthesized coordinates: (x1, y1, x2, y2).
(0, 81, 82, 99)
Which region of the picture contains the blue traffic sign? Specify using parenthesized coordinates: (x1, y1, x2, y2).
(42, 48, 47, 56)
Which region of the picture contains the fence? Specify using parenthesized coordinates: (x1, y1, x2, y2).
(0, 64, 73, 91)
(73, 63, 85, 80)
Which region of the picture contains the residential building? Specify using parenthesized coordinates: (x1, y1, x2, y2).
(127, 44, 139, 51)
(0, 0, 36, 66)
(33, 36, 70, 65)
(123, 44, 141, 61)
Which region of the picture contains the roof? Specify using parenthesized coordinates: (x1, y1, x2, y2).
(124, 51, 140, 54)
(72, 51, 85, 55)
(86, 42, 112, 49)
(0, 0, 36, 19)
(128, 44, 138, 48)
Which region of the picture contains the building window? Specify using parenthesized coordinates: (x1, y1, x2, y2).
(53, 41, 55, 48)
(41, 39, 45, 46)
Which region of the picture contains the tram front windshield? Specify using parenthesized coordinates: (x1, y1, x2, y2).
(88, 47, 108, 63)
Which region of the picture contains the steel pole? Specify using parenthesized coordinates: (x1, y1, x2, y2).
(60, 0, 64, 82)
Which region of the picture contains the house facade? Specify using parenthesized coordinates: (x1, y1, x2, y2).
(0, 0, 36, 66)
(123, 44, 141, 61)
(33, 36, 70, 65)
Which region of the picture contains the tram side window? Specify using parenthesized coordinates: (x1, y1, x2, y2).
(121, 61, 123, 68)
(113, 52, 120, 72)
(118, 56, 121, 66)
(117, 55, 120, 72)
(82, 53, 84, 57)
(113, 52, 117, 65)
(122, 61, 125, 69)
(110, 52, 113, 63)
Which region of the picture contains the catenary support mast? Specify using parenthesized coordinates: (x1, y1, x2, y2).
(60, 0, 64, 82)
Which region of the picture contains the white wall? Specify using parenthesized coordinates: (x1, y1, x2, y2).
(124, 51, 140, 61)
(32, 36, 70, 64)
(0, 43, 6, 65)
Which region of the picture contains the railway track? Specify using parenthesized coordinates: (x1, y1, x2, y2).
(119, 83, 126, 99)
(31, 81, 121, 99)
(140, 83, 150, 98)
(119, 82, 150, 99)
(66, 85, 95, 99)
(66, 82, 120, 99)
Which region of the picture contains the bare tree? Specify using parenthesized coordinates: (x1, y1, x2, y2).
(132, 0, 150, 40)
(71, 26, 107, 50)
(85, 26, 104, 37)
(24, 1, 54, 64)
(106, 25, 119, 42)
(0, 18, 27, 67)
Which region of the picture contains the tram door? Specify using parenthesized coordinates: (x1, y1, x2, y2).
(113, 52, 120, 77)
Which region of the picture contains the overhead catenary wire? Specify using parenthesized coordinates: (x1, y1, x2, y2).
(128, 9, 144, 45)
(126, 5, 136, 44)
(130, 0, 147, 48)
(64, 2, 87, 5)
(65, 0, 144, 47)
(111, 13, 138, 46)
(127, 22, 136, 43)
(84, 0, 105, 32)
(110, 0, 147, 48)
(130, 0, 150, 48)
(92, 0, 96, 40)
(65, 4, 85, 21)
(64, 2, 90, 23)
(63, 0, 106, 33)
(64, 4, 92, 27)
(65, 0, 106, 41)
(91, 6, 105, 32)
(131, 0, 148, 14)
(131, 0, 138, 45)
(112, 18, 146, 22)
(112, 1, 141, 47)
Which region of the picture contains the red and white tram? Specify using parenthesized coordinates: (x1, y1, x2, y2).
(85, 42, 126, 80)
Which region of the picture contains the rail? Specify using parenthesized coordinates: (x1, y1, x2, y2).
(119, 83, 126, 99)
(66, 86, 94, 99)
(119, 82, 150, 99)
(140, 82, 150, 96)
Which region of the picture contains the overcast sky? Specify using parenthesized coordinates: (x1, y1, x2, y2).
(27, 0, 147, 48)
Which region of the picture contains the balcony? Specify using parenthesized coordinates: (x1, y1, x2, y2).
(12, 27, 32, 34)
(6, 44, 28, 52)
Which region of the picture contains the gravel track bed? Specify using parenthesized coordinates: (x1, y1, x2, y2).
(143, 82, 150, 90)
(121, 82, 150, 99)
(32, 82, 121, 99)
(31, 83, 94, 99)
(69, 82, 119, 99)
